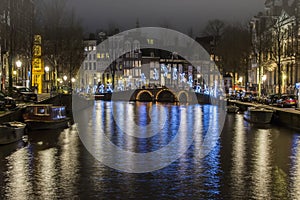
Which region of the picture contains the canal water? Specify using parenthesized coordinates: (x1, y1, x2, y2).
(0, 101, 300, 199)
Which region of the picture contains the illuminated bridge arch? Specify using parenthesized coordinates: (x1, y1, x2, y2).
(136, 90, 154, 102)
(155, 89, 177, 102)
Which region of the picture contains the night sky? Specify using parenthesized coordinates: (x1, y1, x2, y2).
(66, 0, 265, 34)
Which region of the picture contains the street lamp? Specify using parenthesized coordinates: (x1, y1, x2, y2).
(45, 66, 49, 73)
(16, 60, 22, 85)
(16, 60, 22, 68)
(45, 66, 50, 93)
(262, 75, 267, 95)
(63, 75, 68, 82)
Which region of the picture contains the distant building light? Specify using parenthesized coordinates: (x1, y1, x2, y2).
(147, 39, 154, 45)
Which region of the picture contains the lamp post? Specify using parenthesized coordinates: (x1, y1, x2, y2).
(71, 77, 76, 93)
(262, 74, 267, 95)
(45, 66, 50, 93)
(16, 60, 22, 85)
(63, 75, 67, 83)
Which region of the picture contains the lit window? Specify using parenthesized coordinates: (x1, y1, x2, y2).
(147, 39, 154, 45)
(97, 53, 101, 59)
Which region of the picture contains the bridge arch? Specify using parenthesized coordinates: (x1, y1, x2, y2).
(177, 91, 189, 102)
(155, 89, 177, 102)
(136, 90, 154, 102)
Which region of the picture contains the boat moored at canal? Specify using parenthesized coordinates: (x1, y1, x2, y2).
(94, 92, 112, 101)
(226, 105, 239, 113)
(23, 104, 70, 130)
(0, 121, 26, 145)
(243, 106, 274, 124)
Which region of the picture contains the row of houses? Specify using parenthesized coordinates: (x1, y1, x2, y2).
(249, 0, 300, 95)
(77, 30, 216, 94)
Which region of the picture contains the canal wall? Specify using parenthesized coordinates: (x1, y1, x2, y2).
(273, 109, 300, 131)
(228, 100, 300, 131)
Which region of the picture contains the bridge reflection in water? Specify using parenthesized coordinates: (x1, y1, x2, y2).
(0, 102, 300, 199)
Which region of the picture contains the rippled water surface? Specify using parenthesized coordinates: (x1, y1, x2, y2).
(0, 101, 300, 199)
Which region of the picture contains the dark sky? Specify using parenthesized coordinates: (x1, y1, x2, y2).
(67, 0, 265, 34)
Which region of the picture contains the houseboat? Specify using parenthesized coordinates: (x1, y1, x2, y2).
(23, 104, 70, 130)
(94, 92, 112, 101)
(226, 105, 239, 113)
(244, 106, 274, 124)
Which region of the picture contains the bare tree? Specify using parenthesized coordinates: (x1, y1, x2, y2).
(271, 12, 295, 96)
(203, 19, 225, 38)
(218, 23, 252, 89)
(37, 0, 84, 88)
(202, 19, 225, 86)
(203, 19, 225, 59)
(0, 0, 34, 92)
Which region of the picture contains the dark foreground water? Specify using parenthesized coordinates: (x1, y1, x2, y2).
(0, 101, 300, 199)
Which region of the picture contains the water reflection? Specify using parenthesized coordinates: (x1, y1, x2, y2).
(76, 101, 219, 173)
(0, 126, 80, 199)
(250, 128, 272, 199)
(230, 114, 246, 198)
(291, 135, 300, 199)
(36, 148, 58, 198)
(1, 103, 300, 199)
(5, 146, 33, 199)
(58, 127, 80, 198)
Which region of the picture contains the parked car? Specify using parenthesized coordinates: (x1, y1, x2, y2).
(264, 94, 280, 105)
(251, 92, 259, 102)
(241, 92, 253, 102)
(0, 91, 17, 110)
(257, 95, 267, 104)
(276, 94, 297, 108)
(50, 85, 72, 96)
(235, 91, 243, 101)
(10, 86, 37, 102)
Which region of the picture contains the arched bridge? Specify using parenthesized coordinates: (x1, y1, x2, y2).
(107, 88, 210, 103)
